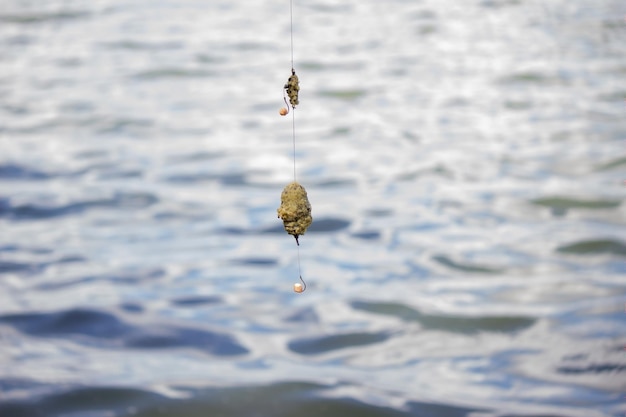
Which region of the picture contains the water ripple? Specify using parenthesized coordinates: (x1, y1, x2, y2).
(0, 308, 248, 356)
(0, 11, 88, 24)
(351, 301, 536, 334)
(289, 331, 391, 355)
(557, 239, 626, 256)
(0, 192, 158, 220)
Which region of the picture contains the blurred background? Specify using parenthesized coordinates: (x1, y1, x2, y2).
(1, 0, 625, 416)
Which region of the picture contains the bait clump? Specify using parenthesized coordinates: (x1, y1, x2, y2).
(277, 181, 312, 245)
(284, 69, 300, 108)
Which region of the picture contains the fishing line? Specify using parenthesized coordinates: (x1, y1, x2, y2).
(289, 0, 294, 72)
(276, 0, 310, 293)
(292, 106, 297, 182)
(295, 245, 306, 293)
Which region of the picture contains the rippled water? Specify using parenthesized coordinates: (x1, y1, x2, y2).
(1, 0, 625, 416)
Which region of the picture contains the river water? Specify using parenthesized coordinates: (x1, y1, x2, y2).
(1, 0, 625, 416)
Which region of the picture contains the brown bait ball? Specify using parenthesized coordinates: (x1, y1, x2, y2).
(284, 69, 300, 108)
(277, 181, 312, 245)
(279, 107, 288, 116)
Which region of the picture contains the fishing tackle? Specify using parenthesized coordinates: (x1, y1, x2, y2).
(278, 0, 310, 293)
(293, 275, 307, 293)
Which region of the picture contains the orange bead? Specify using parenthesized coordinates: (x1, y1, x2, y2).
(293, 282, 304, 293)
(279, 107, 288, 116)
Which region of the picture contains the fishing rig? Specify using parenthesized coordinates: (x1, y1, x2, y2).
(276, 0, 311, 293)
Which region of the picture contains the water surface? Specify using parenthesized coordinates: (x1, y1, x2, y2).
(1, 0, 625, 416)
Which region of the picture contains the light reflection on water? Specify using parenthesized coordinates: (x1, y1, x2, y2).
(0, 0, 625, 416)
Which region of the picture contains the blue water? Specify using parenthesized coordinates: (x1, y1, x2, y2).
(1, 0, 625, 416)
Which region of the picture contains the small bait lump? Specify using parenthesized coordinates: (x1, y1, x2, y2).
(284, 69, 300, 108)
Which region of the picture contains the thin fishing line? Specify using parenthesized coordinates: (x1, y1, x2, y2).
(297, 245, 306, 291)
(289, 0, 294, 71)
(291, 0, 305, 292)
(292, 109, 297, 181)
(289, 0, 297, 183)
